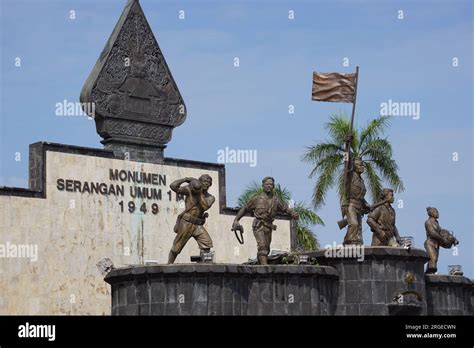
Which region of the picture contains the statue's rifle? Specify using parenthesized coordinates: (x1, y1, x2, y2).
(338, 196, 389, 230)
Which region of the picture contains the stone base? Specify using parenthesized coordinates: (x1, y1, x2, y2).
(102, 140, 165, 164)
(425, 274, 473, 315)
(310, 247, 430, 315)
(104, 264, 339, 316)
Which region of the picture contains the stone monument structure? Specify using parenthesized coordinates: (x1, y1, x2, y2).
(0, 0, 472, 317)
(80, 0, 187, 163)
(0, 0, 293, 315)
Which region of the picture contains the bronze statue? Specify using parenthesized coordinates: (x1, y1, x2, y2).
(339, 157, 370, 245)
(232, 177, 299, 265)
(367, 188, 401, 246)
(424, 207, 459, 274)
(167, 175, 215, 264)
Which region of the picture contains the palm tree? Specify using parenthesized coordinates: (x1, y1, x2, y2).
(303, 112, 404, 209)
(237, 182, 324, 251)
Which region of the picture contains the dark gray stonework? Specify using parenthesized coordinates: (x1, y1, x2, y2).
(104, 264, 339, 315)
(310, 247, 430, 315)
(425, 274, 473, 315)
(103, 247, 473, 316)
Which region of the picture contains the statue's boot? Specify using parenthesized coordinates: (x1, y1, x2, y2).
(200, 248, 213, 263)
(168, 250, 178, 264)
(200, 248, 211, 255)
(258, 255, 268, 265)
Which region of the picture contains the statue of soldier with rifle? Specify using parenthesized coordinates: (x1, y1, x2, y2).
(339, 154, 371, 245)
(311, 66, 370, 246)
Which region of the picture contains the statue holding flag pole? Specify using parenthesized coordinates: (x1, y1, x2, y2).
(311, 66, 370, 245)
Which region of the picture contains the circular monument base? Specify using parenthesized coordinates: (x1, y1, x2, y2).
(104, 264, 339, 316)
(310, 246, 430, 315)
(425, 274, 473, 315)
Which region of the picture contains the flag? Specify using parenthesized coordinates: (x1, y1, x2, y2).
(312, 72, 357, 103)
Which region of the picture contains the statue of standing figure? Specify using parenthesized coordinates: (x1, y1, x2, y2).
(424, 207, 459, 274)
(232, 177, 299, 265)
(167, 175, 215, 264)
(367, 188, 401, 246)
(340, 157, 371, 245)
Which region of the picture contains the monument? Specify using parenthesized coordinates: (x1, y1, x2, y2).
(308, 67, 472, 316)
(80, 0, 187, 163)
(0, 0, 472, 317)
(0, 0, 294, 315)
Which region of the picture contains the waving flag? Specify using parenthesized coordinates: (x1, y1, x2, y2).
(310, 67, 360, 209)
(312, 72, 357, 103)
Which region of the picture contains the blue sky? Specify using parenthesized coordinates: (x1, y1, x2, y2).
(1, 0, 472, 276)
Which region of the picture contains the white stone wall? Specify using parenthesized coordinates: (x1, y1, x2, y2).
(0, 150, 291, 314)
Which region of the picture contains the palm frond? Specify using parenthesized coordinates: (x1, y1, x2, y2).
(307, 152, 344, 179)
(337, 167, 346, 205)
(360, 138, 393, 158)
(236, 182, 262, 207)
(302, 143, 343, 163)
(363, 161, 382, 203)
(274, 184, 292, 203)
(305, 114, 403, 213)
(325, 112, 351, 146)
(359, 116, 391, 153)
(296, 225, 319, 251)
(364, 149, 404, 193)
(311, 154, 342, 209)
(294, 202, 324, 226)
